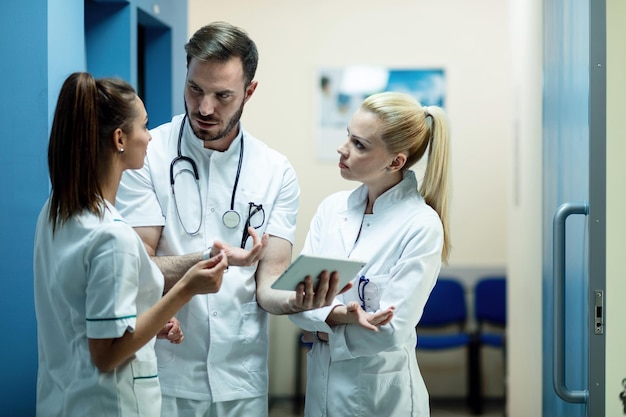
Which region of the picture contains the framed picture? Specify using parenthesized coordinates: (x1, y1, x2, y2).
(316, 66, 445, 161)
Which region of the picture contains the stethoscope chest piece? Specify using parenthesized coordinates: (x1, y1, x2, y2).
(222, 210, 241, 228)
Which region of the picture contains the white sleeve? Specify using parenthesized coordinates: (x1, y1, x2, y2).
(264, 159, 299, 243)
(85, 224, 140, 339)
(116, 156, 165, 227)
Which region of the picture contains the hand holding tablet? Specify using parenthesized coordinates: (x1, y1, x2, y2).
(271, 254, 367, 291)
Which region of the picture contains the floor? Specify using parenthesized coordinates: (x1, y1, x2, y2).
(268, 398, 506, 417)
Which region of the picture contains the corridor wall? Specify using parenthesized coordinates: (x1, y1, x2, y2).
(0, 1, 186, 414)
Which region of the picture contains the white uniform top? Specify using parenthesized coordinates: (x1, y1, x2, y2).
(116, 114, 299, 402)
(289, 171, 442, 417)
(34, 200, 164, 417)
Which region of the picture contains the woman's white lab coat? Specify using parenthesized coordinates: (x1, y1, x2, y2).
(290, 171, 443, 417)
(33, 200, 164, 417)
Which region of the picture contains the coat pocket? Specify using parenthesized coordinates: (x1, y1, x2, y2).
(129, 360, 161, 417)
(358, 370, 412, 417)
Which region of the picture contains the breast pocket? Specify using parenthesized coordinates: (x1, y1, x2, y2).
(357, 273, 388, 313)
(236, 197, 273, 250)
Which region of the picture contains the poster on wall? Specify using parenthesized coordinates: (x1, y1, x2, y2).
(316, 66, 445, 162)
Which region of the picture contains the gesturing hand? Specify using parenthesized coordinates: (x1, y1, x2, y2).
(157, 317, 184, 344)
(213, 228, 269, 267)
(345, 301, 395, 331)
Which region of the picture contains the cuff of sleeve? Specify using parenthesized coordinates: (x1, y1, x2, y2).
(202, 244, 214, 260)
(288, 299, 342, 333)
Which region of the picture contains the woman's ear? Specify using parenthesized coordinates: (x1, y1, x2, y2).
(388, 153, 407, 172)
(113, 128, 125, 154)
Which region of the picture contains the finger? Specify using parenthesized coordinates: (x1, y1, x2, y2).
(359, 318, 379, 331)
(370, 309, 393, 326)
(370, 312, 392, 326)
(324, 271, 340, 305)
(214, 251, 228, 269)
(302, 276, 315, 309)
(249, 234, 270, 263)
(313, 271, 330, 307)
(247, 233, 265, 259)
(248, 227, 260, 243)
(212, 240, 226, 253)
(245, 228, 261, 257)
(294, 282, 306, 307)
(346, 301, 359, 312)
(338, 281, 353, 295)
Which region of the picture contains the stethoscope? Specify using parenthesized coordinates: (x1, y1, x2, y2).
(169, 114, 245, 235)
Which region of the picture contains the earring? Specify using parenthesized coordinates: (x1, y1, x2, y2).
(119, 148, 124, 155)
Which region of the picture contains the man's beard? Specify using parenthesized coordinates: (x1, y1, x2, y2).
(186, 101, 244, 142)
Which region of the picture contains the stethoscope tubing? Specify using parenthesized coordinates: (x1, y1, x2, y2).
(169, 114, 245, 234)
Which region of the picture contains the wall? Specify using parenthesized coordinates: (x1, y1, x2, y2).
(0, 2, 83, 415)
(0, 1, 185, 414)
(188, 0, 511, 399)
(606, 0, 626, 414)
(507, 0, 543, 415)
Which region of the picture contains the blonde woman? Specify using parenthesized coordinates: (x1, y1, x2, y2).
(290, 91, 451, 417)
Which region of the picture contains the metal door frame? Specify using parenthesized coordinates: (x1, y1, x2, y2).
(588, 0, 606, 415)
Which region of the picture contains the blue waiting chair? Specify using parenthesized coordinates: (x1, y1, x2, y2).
(474, 276, 507, 414)
(416, 277, 480, 414)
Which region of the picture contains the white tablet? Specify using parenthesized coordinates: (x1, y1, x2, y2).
(271, 254, 367, 291)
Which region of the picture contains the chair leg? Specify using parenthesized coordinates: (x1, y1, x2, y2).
(294, 337, 304, 414)
(468, 338, 482, 415)
(293, 335, 302, 414)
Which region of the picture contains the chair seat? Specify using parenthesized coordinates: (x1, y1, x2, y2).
(415, 278, 480, 415)
(417, 332, 472, 350)
(479, 333, 505, 347)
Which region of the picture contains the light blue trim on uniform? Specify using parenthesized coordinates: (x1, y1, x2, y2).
(86, 315, 137, 322)
(133, 374, 158, 380)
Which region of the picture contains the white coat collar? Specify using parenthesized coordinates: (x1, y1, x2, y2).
(345, 170, 420, 214)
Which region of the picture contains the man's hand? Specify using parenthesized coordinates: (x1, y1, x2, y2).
(213, 227, 268, 267)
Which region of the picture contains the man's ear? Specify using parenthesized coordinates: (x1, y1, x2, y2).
(243, 80, 258, 104)
(388, 153, 407, 172)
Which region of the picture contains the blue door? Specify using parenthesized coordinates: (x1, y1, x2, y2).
(542, 0, 606, 416)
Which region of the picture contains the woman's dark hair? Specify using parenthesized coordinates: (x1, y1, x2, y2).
(47, 72, 136, 232)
